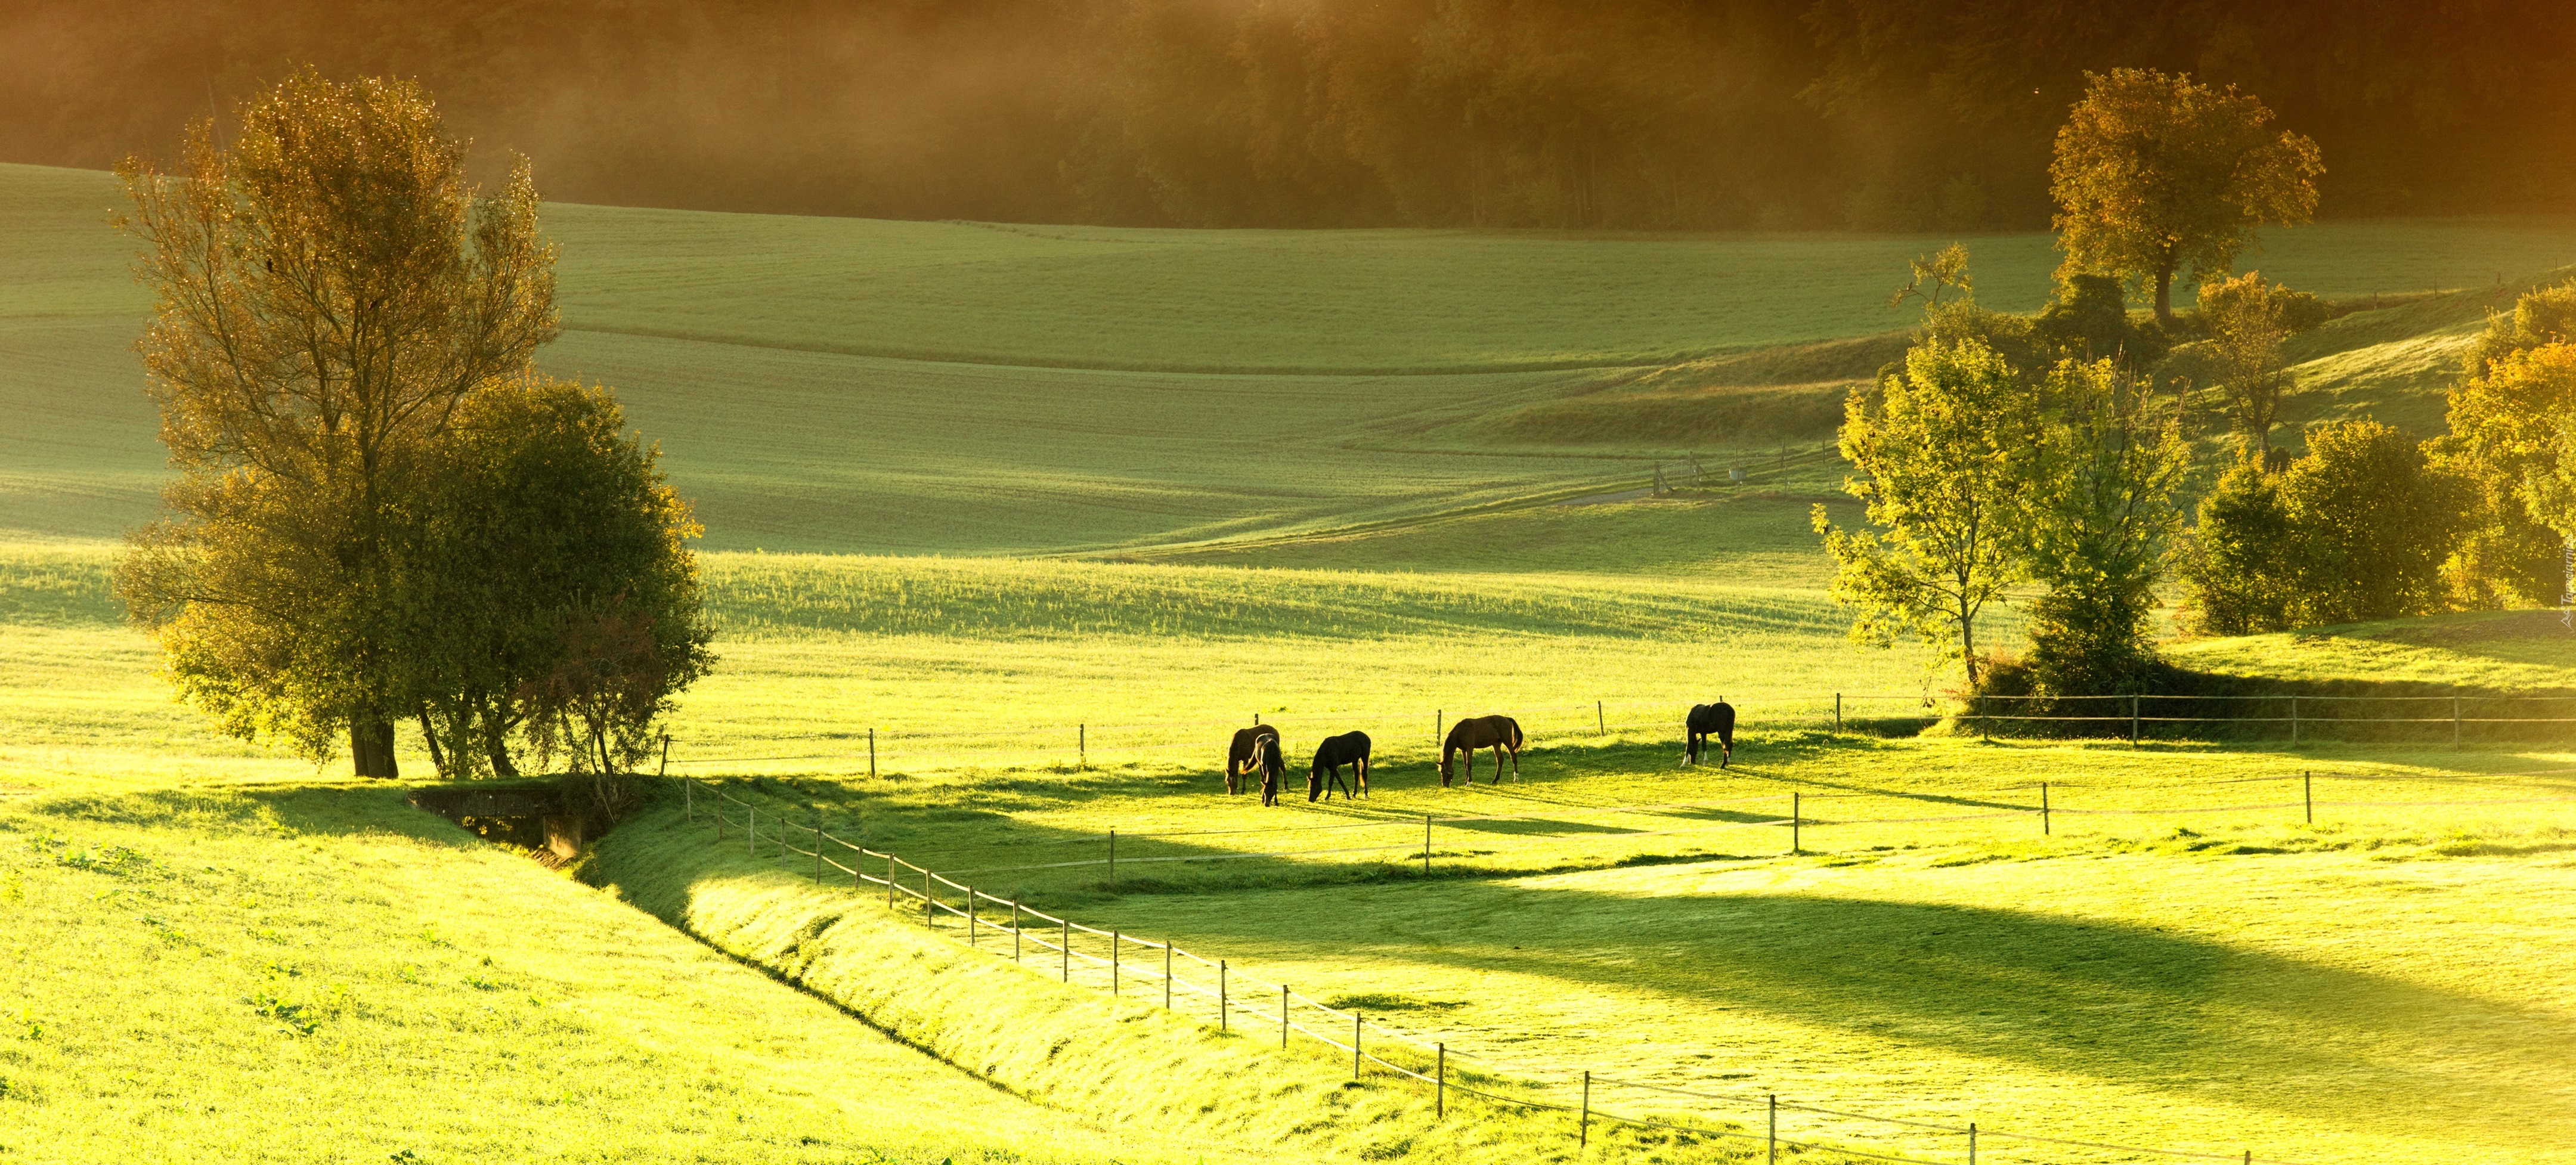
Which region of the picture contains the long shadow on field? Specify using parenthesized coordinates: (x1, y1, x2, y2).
(1110, 878, 2576, 1151)
(23, 783, 478, 848)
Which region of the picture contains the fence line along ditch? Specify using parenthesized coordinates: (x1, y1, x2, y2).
(676, 776, 2397, 1165)
(659, 690, 2576, 776)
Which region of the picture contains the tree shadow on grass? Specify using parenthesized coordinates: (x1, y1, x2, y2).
(22, 783, 490, 850)
(1120, 878, 2576, 1152)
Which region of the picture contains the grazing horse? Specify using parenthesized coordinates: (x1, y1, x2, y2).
(1439, 715, 1524, 786)
(1309, 732, 1371, 801)
(1246, 736, 1289, 806)
(1225, 725, 1281, 795)
(1683, 702, 1735, 768)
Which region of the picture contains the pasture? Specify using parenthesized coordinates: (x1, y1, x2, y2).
(8, 156, 2576, 1165)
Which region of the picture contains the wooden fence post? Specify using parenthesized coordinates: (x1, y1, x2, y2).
(2132, 695, 2141, 745)
(968, 889, 977, 946)
(1767, 1093, 1777, 1164)
(658, 734, 670, 780)
(2042, 781, 2051, 836)
(1790, 792, 1800, 855)
(1835, 692, 1842, 734)
(1164, 942, 1172, 1009)
(1281, 984, 1289, 1048)
(1013, 900, 1021, 962)
(887, 856, 896, 908)
(1079, 723, 1085, 771)
(747, 806, 757, 857)
(1108, 828, 1116, 890)
(1580, 1070, 1590, 1146)
(1969, 1121, 1977, 1165)
(1436, 1044, 1445, 1118)
(1219, 960, 1228, 1030)
(1597, 701, 1605, 736)
(923, 868, 932, 928)
(2304, 771, 2313, 825)
(1061, 918, 1070, 982)
(1111, 931, 1119, 994)
(1353, 1013, 1362, 1080)
(868, 727, 876, 777)
(1435, 709, 1442, 752)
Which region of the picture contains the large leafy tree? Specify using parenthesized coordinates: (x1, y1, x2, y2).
(112, 70, 558, 776)
(401, 376, 714, 784)
(2021, 359, 2191, 694)
(1816, 337, 2044, 686)
(2049, 69, 2321, 324)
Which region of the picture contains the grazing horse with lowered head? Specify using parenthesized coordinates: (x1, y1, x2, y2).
(1225, 725, 1281, 795)
(1245, 735, 1289, 806)
(1683, 702, 1735, 768)
(1309, 732, 1371, 801)
(1439, 715, 1523, 786)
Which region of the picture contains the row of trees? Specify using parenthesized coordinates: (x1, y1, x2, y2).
(10, 1, 2576, 230)
(113, 71, 711, 785)
(1821, 68, 2574, 698)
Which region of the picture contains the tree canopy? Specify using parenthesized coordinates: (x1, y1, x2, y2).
(113, 70, 705, 782)
(114, 69, 558, 776)
(2050, 69, 2321, 323)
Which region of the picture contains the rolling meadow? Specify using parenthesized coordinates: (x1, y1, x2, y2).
(4, 156, 2575, 1163)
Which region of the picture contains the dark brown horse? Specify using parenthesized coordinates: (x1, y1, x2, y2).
(1683, 702, 1735, 768)
(1225, 725, 1280, 795)
(1439, 715, 1523, 786)
(1309, 731, 1370, 801)
(1246, 735, 1288, 806)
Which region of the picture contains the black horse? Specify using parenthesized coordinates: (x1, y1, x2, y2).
(1225, 725, 1281, 795)
(1246, 735, 1289, 806)
(1683, 702, 1735, 768)
(1309, 732, 1371, 801)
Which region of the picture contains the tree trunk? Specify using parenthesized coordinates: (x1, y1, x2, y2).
(1960, 609, 1980, 688)
(350, 715, 400, 779)
(2154, 264, 2175, 326)
(416, 706, 447, 776)
(479, 697, 521, 778)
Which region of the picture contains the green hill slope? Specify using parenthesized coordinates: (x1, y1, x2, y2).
(9, 162, 2573, 554)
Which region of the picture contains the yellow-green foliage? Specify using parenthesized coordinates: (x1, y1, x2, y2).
(0, 785, 1214, 1164)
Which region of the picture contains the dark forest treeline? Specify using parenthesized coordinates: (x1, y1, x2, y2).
(7, 0, 2572, 230)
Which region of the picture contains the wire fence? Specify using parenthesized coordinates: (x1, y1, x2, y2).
(672, 774, 2548, 1165)
(659, 691, 2576, 776)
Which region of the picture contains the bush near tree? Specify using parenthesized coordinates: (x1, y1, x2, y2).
(2182, 422, 2475, 633)
(2018, 360, 2192, 695)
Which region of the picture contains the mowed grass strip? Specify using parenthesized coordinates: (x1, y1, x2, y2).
(0, 785, 1221, 1164)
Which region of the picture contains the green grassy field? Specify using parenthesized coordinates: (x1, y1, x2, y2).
(0, 782, 1244, 1164)
(10, 155, 2576, 1165)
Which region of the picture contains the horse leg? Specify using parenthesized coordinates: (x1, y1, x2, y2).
(1356, 755, 1368, 798)
(1505, 743, 1519, 781)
